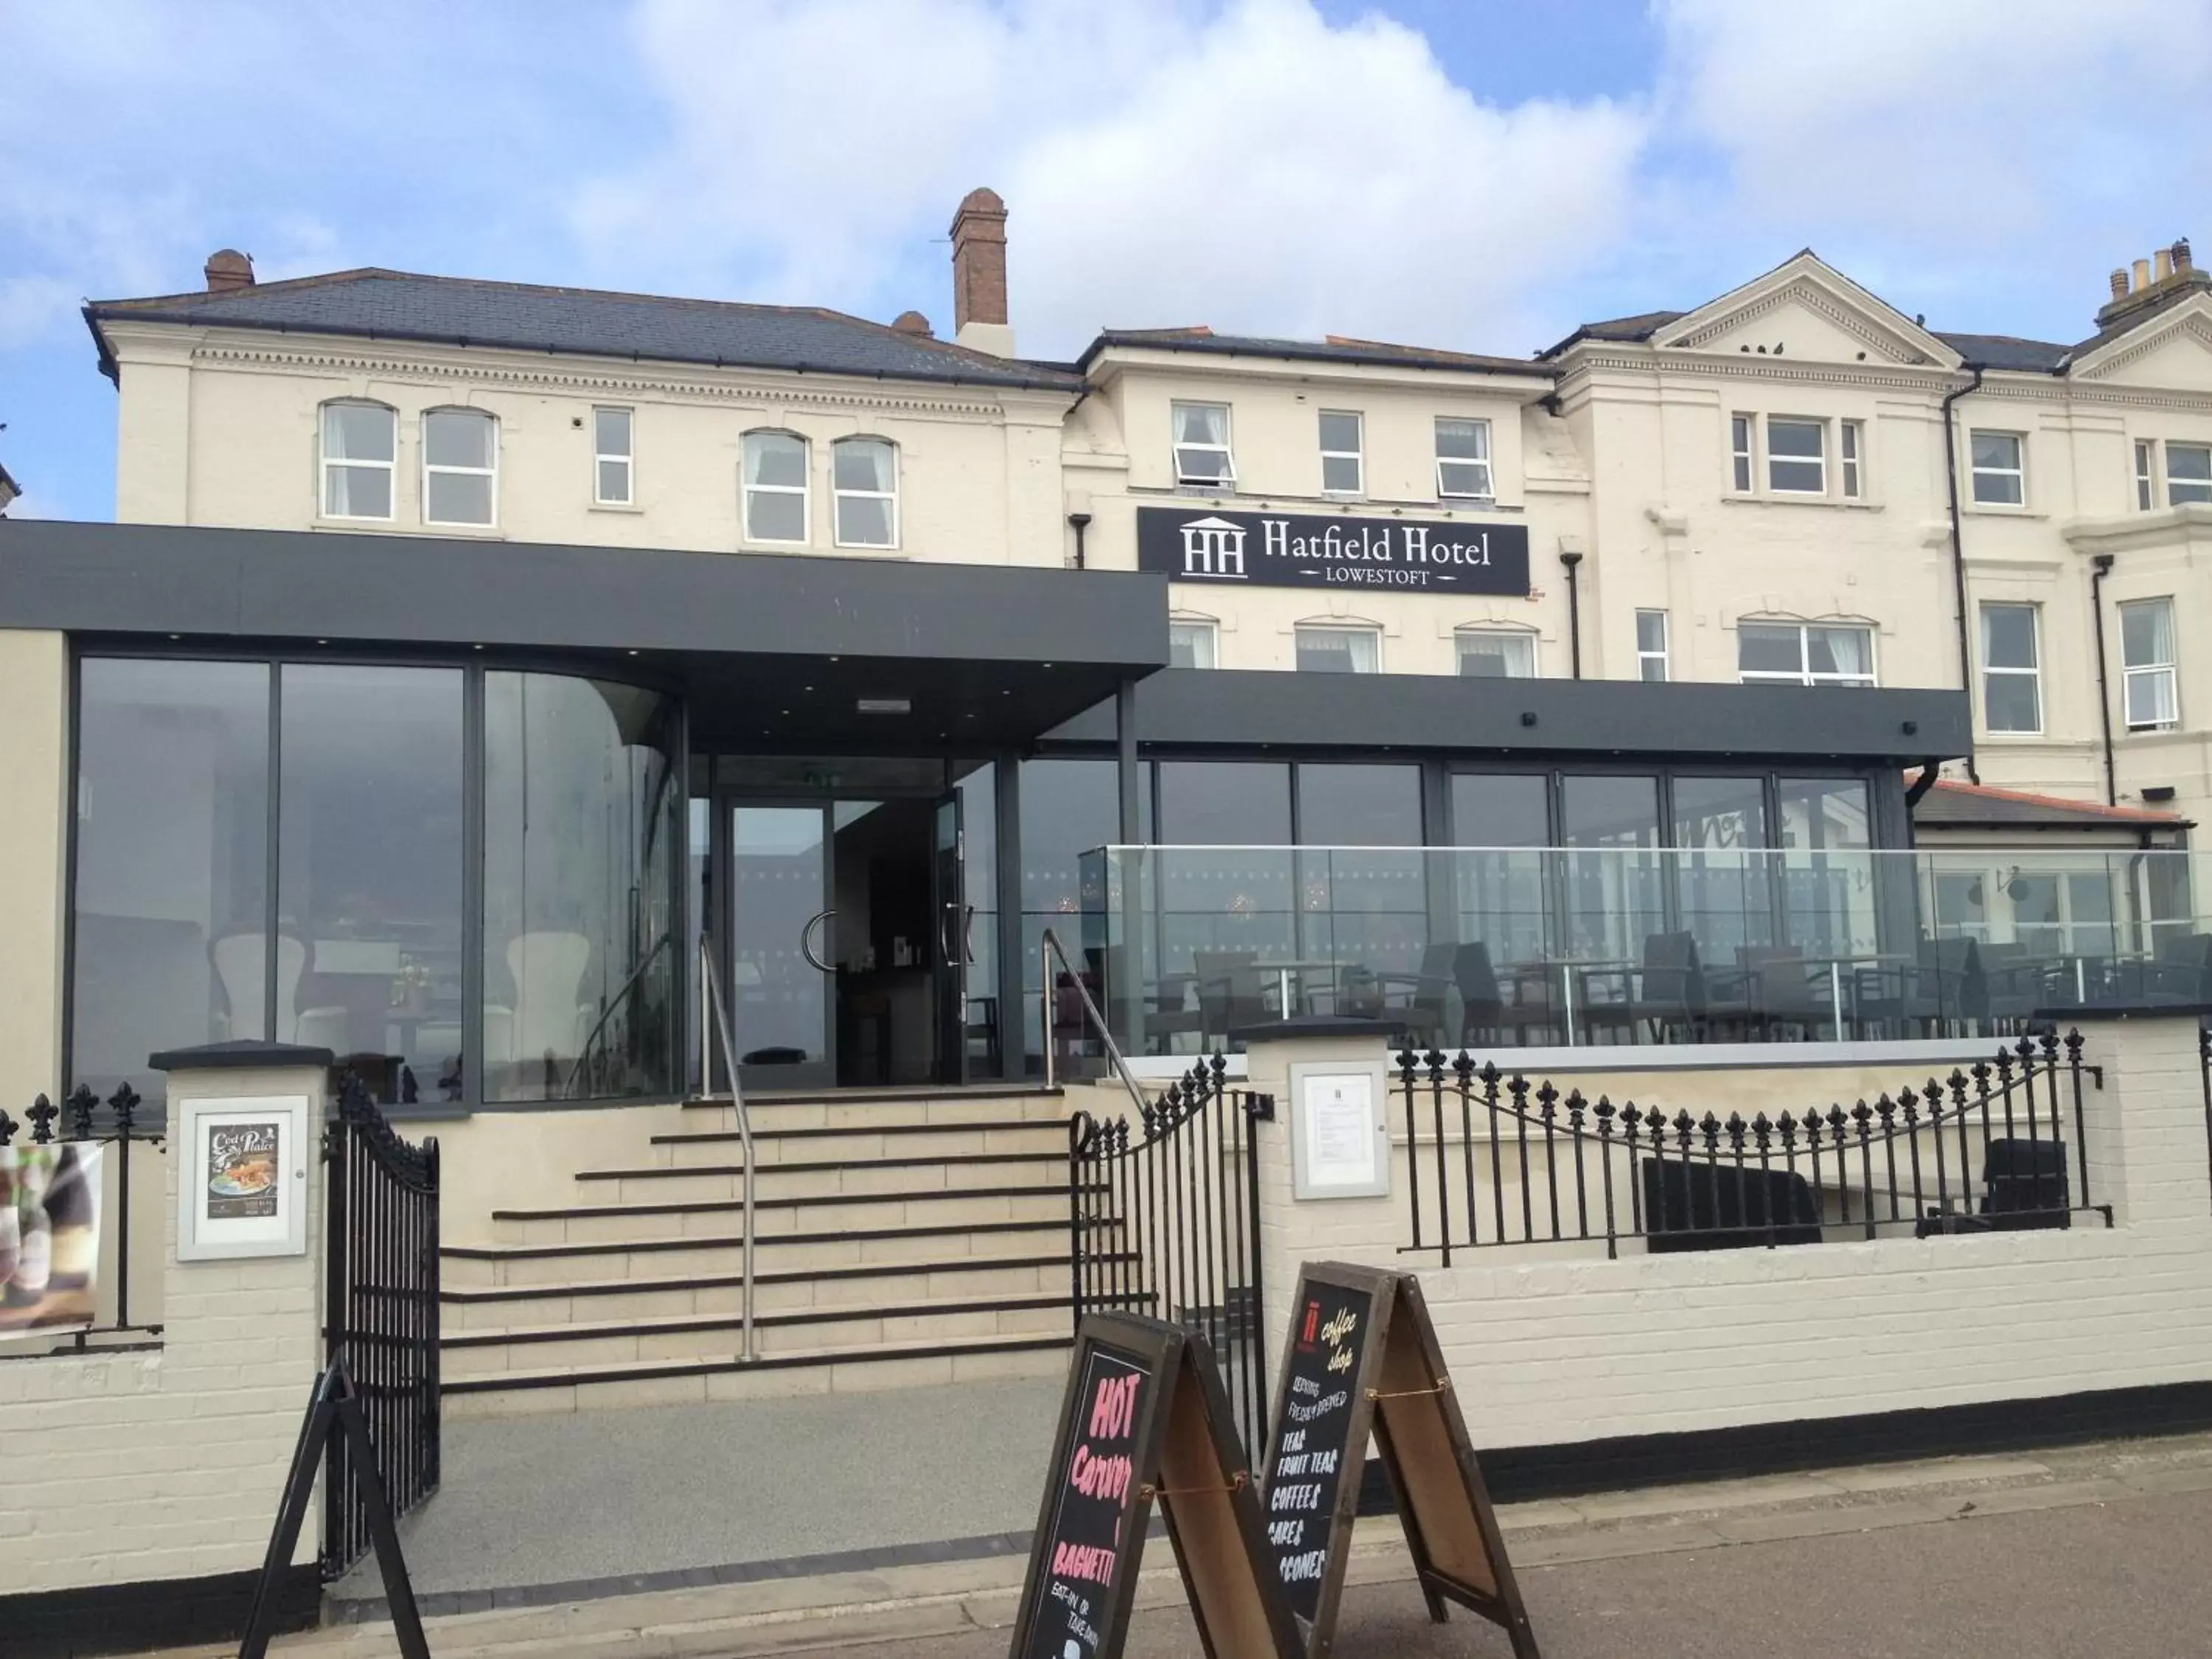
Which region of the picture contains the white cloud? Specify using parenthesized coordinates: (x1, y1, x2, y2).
(574, 0, 1649, 356)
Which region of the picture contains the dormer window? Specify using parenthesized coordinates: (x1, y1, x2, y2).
(1172, 403, 1234, 486)
(319, 401, 396, 521)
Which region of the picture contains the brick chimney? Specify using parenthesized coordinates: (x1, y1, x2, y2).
(949, 187, 1015, 358)
(204, 249, 255, 292)
(2097, 237, 2209, 330)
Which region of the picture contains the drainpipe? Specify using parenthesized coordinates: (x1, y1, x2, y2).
(1941, 366, 1986, 782)
(1067, 512, 1091, 571)
(2091, 552, 2118, 806)
(1559, 549, 1584, 678)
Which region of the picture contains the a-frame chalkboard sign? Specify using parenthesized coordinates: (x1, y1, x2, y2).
(1010, 1312, 1301, 1659)
(1260, 1263, 1539, 1659)
(238, 1360, 430, 1659)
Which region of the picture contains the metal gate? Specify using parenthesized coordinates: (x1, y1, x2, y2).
(324, 1074, 442, 1579)
(1068, 1057, 1274, 1457)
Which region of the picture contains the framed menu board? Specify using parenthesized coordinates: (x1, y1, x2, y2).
(1010, 1312, 1298, 1659)
(177, 1096, 310, 1261)
(1261, 1263, 1540, 1659)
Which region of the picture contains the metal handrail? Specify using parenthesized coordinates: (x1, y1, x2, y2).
(1039, 927, 1147, 1119)
(695, 935, 757, 1363)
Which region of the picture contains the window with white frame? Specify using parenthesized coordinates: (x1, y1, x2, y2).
(2121, 597, 2180, 731)
(1318, 410, 1363, 494)
(1435, 418, 1493, 499)
(1730, 414, 1753, 493)
(832, 437, 898, 547)
(421, 408, 496, 526)
(1455, 627, 1535, 678)
(319, 401, 396, 521)
(742, 431, 809, 543)
(1970, 431, 2025, 506)
(1840, 420, 1863, 498)
(2137, 440, 2157, 510)
(1980, 602, 2041, 734)
(1636, 609, 1670, 682)
(2167, 442, 2212, 506)
(1766, 419, 1826, 493)
(593, 407, 633, 505)
(1294, 625, 1380, 674)
(1172, 402, 1234, 486)
(1737, 621, 1876, 686)
(1169, 619, 1218, 668)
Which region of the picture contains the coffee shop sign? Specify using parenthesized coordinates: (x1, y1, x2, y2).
(1135, 506, 1531, 596)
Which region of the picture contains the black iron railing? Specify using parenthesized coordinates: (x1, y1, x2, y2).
(324, 1074, 441, 1581)
(1070, 1056, 1275, 1458)
(1398, 1032, 2109, 1263)
(1, 1084, 162, 1352)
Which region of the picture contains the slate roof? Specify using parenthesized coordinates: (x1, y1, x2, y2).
(1911, 777, 2191, 830)
(1079, 327, 1545, 377)
(83, 268, 1082, 392)
(1932, 333, 2072, 373)
(1535, 310, 1686, 357)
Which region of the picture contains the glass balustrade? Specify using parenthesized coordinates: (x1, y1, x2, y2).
(1070, 845, 2212, 1057)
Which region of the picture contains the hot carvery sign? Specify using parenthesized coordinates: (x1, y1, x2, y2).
(1135, 506, 1531, 595)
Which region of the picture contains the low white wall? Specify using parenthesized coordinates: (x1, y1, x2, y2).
(0, 1064, 324, 1599)
(1245, 1016, 2212, 1451)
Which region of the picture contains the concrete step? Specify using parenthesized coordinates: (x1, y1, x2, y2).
(442, 1292, 1075, 1377)
(443, 1331, 1076, 1417)
(656, 1120, 1065, 1169)
(442, 1217, 1074, 1287)
(439, 1253, 1094, 1330)
(571, 1150, 1068, 1205)
(490, 1183, 1091, 1246)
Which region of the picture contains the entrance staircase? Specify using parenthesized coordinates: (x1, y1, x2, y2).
(439, 1086, 1093, 1416)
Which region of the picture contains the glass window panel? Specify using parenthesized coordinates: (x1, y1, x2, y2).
(1295, 628, 1378, 673)
(1984, 672, 2041, 733)
(1455, 631, 1534, 678)
(1982, 604, 2037, 668)
(324, 403, 394, 462)
(1158, 761, 1292, 844)
(1318, 411, 1361, 453)
(1767, 420, 1823, 459)
(1168, 621, 1217, 668)
(2167, 444, 2212, 501)
(1018, 759, 1140, 1073)
(1562, 776, 1659, 849)
(1769, 459, 1824, 492)
(1737, 625, 1805, 675)
(833, 438, 894, 492)
(279, 667, 464, 1106)
(1437, 460, 1492, 496)
(1177, 445, 1233, 481)
(424, 409, 493, 469)
(1321, 453, 1362, 493)
(484, 673, 678, 1102)
(1672, 777, 1768, 849)
(745, 432, 807, 487)
(1778, 779, 1871, 849)
(835, 494, 894, 547)
(326, 465, 392, 520)
(1175, 403, 1228, 445)
(426, 470, 493, 525)
(70, 660, 270, 1113)
(1637, 611, 1667, 653)
(746, 488, 806, 543)
(1971, 432, 2020, 472)
(597, 459, 631, 503)
(594, 407, 631, 459)
(2122, 598, 2177, 667)
(1436, 419, 1489, 459)
(1450, 773, 1549, 846)
(1295, 765, 1425, 992)
(1298, 764, 1421, 846)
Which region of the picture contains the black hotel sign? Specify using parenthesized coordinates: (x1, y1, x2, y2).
(1136, 505, 1531, 595)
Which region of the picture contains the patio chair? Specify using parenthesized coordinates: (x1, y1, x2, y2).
(1193, 950, 1270, 1046)
(1641, 1156, 1822, 1253)
(1740, 945, 1824, 1042)
(1917, 1136, 2071, 1235)
(1374, 944, 1458, 1050)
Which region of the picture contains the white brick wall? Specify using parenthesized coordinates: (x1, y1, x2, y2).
(1246, 1018, 2212, 1451)
(0, 1065, 324, 1597)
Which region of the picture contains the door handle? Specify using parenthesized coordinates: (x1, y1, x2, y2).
(961, 903, 978, 967)
(939, 903, 958, 964)
(800, 909, 835, 973)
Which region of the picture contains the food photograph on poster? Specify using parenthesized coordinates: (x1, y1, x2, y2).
(0, 1139, 103, 1339)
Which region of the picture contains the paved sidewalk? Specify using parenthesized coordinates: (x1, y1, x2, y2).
(191, 1429, 2212, 1659)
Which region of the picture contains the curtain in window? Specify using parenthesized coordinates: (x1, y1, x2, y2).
(833, 438, 894, 493)
(1817, 626, 1870, 681)
(1175, 404, 1228, 446)
(2126, 600, 2177, 667)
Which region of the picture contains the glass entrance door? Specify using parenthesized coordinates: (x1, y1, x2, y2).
(728, 804, 834, 1090)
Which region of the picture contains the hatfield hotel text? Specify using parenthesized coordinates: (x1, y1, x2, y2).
(1133, 506, 1533, 594)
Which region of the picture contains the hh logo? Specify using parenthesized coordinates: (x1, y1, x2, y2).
(1178, 515, 1248, 579)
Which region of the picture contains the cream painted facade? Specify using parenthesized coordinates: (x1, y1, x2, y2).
(85, 243, 2212, 830)
(100, 319, 1074, 568)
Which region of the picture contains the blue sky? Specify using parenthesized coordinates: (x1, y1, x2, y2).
(4, 0, 2208, 522)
